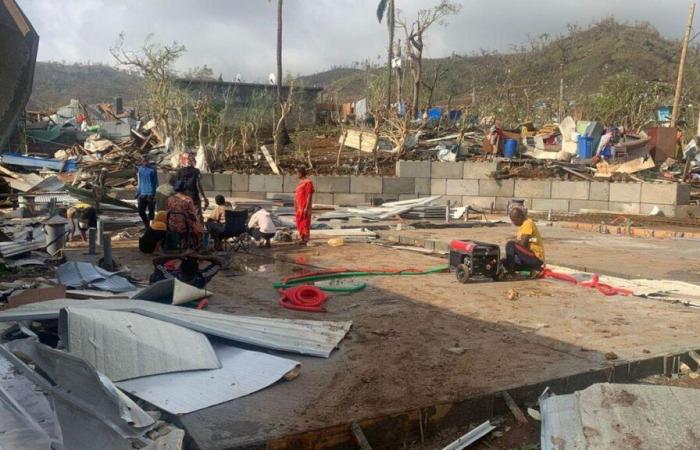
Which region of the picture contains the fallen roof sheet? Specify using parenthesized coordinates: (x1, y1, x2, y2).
(0, 352, 61, 449)
(318, 196, 442, 221)
(540, 383, 700, 450)
(0, 299, 352, 357)
(547, 265, 700, 306)
(133, 278, 209, 305)
(1, 339, 155, 448)
(56, 261, 135, 293)
(60, 307, 221, 381)
(118, 343, 300, 414)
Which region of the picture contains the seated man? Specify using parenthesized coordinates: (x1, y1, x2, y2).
(66, 203, 97, 243)
(503, 207, 544, 275)
(150, 251, 224, 289)
(247, 207, 276, 247)
(206, 195, 229, 250)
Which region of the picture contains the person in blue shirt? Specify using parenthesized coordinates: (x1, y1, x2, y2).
(136, 156, 159, 229)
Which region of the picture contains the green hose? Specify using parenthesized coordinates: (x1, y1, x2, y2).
(274, 265, 449, 292)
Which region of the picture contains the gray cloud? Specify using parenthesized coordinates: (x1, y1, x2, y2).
(19, 0, 697, 82)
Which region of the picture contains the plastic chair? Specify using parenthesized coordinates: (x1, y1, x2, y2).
(220, 209, 251, 253)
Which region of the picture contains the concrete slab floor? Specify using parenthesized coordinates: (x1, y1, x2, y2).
(379, 222, 700, 282)
(63, 230, 700, 450)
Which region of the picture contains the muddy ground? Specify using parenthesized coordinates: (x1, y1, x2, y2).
(59, 224, 700, 449)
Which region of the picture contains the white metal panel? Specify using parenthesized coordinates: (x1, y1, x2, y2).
(118, 344, 299, 414)
(63, 308, 221, 381)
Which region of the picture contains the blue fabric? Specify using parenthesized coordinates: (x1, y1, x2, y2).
(137, 164, 158, 196)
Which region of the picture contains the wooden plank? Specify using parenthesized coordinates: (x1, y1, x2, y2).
(341, 129, 377, 153)
(615, 157, 655, 174)
(350, 423, 373, 450)
(260, 145, 281, 175)
(502, 391, 528, 424)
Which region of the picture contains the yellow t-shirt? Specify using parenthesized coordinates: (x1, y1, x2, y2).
(517, 218, 545, 261)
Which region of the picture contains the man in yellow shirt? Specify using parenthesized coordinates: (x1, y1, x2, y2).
(503, 207, 544, 275)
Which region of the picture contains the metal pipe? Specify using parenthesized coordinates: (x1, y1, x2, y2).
(97, 219, 104, 247)
(88, 228, 96, 255)
(102, 232, 113, 271)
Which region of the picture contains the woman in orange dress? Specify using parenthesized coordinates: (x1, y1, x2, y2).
(294, 166, 314, 244)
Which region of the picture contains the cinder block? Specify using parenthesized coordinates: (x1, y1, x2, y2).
(383, 177, 415, 194)
(640, 203, 676, 216)
(568, 200, 610, 212)
(446, 179, 479, 196)
(230, 173, 249, 192)
(200, 173, 214, 191)
(334, 193, 368, 205)
(431, 178, 447, 195)
(213, 173, 231, 191)
(495, 197, 531, 211)
(233, 191, 266, 200)
(431, 162, 464, 179)
(313, 193, 334, 205)
(312, 176, 350, 193)
(589, 182, 610, 201)
(531, 198, 569, 211)
(432, 195, 462, 206)
(461, 196, 497, 210)
(608, 201, 641, 215)
(674, 205, 700, 218)
(414, 177, 431, 195)
(551, 181, 589, 200)
(641, 183, 691, 205)
(204, 191, 232, 199)
(350, 176, 382, 194)
(248, 174, 283, 192)
(396, 160, 430, 178)
(463, 161, 500, 179)
(266, 192, 293, 202)
(609, 183, 641, 203)
(514, 180, 551, 198)
(283, 175, 298, 193)
(479, 179, 515, 197)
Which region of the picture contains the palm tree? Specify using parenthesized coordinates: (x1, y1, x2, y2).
(269, 0, 286, 158)
(377, 0, 395, 111)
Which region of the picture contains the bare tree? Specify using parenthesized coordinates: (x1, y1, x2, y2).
(397, 0, 460, 119)
(110, 34, 186, 140)
(377, 0, 396, 110)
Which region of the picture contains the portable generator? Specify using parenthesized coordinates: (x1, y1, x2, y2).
(448, 240, 501, 283)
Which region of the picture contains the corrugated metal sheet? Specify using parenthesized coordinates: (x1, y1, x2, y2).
(0, 353, 60, 449)
(56, 261, 135, 293)
(0, 239, 45, 257)
(0, 299, 352, 358)
(540, 383, 700, 450)
(61, 308, 221, 381)
(133, 278, 208, 305)
(117, 343, 299, 414)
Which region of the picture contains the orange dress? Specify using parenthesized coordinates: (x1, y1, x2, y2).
(294, 178, 314, 242)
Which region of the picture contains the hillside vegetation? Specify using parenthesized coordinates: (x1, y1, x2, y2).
(301, 19, 700, 123)
(29, 62, 143, 111)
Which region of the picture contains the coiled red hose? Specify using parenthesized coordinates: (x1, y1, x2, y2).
(540, 268, 633, 297)
(279, 285, 329, 312)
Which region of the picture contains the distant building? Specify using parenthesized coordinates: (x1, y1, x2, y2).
(174, 78, 323, 127)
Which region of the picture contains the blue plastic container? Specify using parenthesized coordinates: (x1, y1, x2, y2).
(503, 139, 518, 158)
(577, 136, 594, 159)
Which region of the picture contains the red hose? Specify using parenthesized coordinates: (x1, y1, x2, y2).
(540, 268, 632, 297)
(279, 285, 329, 312)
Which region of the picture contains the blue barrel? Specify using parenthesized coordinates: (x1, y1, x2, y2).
(503, 139, 518, 158)
(577, 136, 594, 159)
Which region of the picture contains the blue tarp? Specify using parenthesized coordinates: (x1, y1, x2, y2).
(0, 153, 77, 172)
(428, 107, 442, 122)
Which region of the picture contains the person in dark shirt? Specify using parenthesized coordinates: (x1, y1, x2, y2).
(176, 152, 208, 218)
(149, 251, 224, 289)
(67, 203, 97, 242)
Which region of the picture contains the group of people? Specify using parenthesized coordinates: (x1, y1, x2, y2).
(134, 153, 316, 253)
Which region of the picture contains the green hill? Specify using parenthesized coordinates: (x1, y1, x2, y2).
(29, 62, 143, 111)
(299, 19, 700, 114)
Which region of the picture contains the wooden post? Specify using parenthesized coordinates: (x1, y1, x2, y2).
(336, 130, 347, 168)
(671, 2, 696, 128)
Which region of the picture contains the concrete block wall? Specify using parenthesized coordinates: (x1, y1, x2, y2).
(193, 162, 693, 217)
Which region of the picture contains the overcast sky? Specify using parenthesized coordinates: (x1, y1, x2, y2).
(19, 0, 698, 82)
